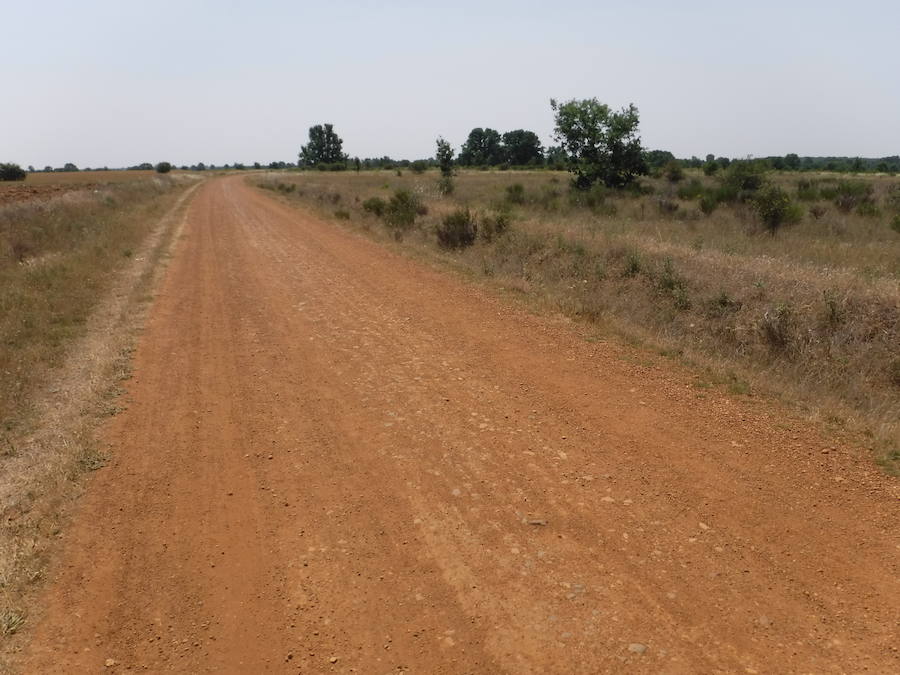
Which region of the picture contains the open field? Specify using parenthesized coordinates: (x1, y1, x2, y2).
(7, 176, 898, 673)
(0, 171, 191, 207)
(258, 169, 900, 471)
(0, 174, 201, 654)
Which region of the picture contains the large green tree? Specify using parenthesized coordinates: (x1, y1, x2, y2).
(299, 123, 346, 166)
(551, 98, 646, 189)
(501, 130, 543, 166)
(458, 128, 504, 166)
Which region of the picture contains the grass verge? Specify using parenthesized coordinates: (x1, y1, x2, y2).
(0, 176, 201, 662)
(254, 169, 900, 474)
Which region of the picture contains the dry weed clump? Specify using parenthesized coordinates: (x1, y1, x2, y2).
(255, 169, 900, 469)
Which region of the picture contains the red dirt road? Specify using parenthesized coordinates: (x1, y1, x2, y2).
(20, 177, 899, 673)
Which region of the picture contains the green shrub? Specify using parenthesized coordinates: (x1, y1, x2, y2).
(623, 251, 642, 277)
(754, 185, 803, 233)
(624, 180, 654, 197)
(438, 176, 455, 196)
(505, 183, 526, 204)
(333, 209, 351, 220)
(664, 161, 684, 182)
(480, 209, 511, 242)
(720, 161, 767, 201)
(385, 190, 422, 235)
(437, 209, 477, 249)
(316, 162, 347, 172)
(831, 180, 874, 212)
(703, 161, 719, 176)
(410, 160, 428, 174)
(655, 259, 691, 308)
(155, 162, 172, 174)
(362, 196, 387, 217)
(699, 193, 718, 215)
(677, 178, 704, 200)
(0, 163, 27, 181)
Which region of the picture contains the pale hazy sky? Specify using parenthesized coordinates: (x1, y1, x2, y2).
(3, 0, 899, 168)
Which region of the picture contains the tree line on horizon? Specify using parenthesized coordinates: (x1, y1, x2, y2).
(2, 103, 899, 183)
(292, 117, 899, 177)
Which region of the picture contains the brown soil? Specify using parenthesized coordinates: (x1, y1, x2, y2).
(15, 177, 899, 673)
(0, 183, 101, 206)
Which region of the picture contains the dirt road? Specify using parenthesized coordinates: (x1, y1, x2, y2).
(19, 177, 899, 673)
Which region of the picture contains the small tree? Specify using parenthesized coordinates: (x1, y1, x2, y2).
(435, 137, 454, 177)
(155, 161, 172, 174)
(551, 98, 646, 189)
(299, 123, 346, 167)
(0, 163, 27, 181)
(754, 185, 803, 234)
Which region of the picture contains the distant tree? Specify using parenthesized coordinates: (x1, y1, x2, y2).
(0, 163, 27, 181)
(705, 153, 715, 164)
(545, 145, 567, 169)
(43, 165, 52, 172)
(435, 137, 455, 177)
(551, 98, 646, 189)
(299, 123, 346, 167)
(717, 156, 731, 168)
(354, 157, 361, 173)
(643, 149, 675, 170)
(458, 128, 504, 166)
(63, 162, 79, 172)
(703, 160, 719, 176)
(196, 162, 207, 171)
(155, 161, 172, 174)
(784, 153, 800, 170)
(501, 129, 543, 166)
(27, 165, 35, 173)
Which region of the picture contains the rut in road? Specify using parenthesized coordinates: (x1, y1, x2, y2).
(20, 177, 899, 673)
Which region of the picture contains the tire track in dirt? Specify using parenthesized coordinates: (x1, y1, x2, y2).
(17, 176, 899, 673)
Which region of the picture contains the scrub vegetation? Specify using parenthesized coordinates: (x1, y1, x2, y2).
(257, 166, 900, 471)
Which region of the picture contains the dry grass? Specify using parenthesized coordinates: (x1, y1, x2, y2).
(0, 176, 201, 657)
(256, 168, 900, 472)
(0, 169, 159, 188)
(0, 177, 191, 427)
